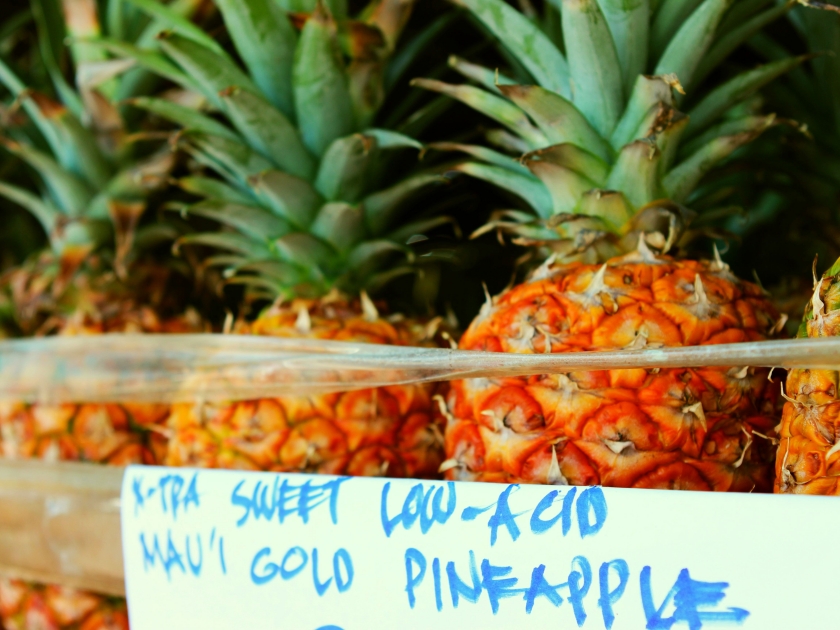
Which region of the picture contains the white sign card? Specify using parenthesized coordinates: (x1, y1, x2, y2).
(121, 466, 837, 629)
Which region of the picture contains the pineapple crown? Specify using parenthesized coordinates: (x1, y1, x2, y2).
(101, 0, 452, 301)
(0, 0, 206, 271)
(414, 0, 804, 261)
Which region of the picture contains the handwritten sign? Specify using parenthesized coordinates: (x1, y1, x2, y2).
(121, 466, 838, 629)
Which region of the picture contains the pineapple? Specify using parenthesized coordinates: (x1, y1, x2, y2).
(0, 0, 208, 464)
(775, 258, 840, 494)
(418, 0, 793, 491)
(101, 0, 455, 477)
(0, 1, 208, 627)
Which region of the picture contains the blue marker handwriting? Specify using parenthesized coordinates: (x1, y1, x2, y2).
(231, 475, 350, 527)
(381, 482, 607, 544)
(132, 473, 200, 520)
(381, 481, 457, 537)
(251, 545, 354, 596)
(129, 472, 752, 629)
(403, 549, 748, 629)
(140, 527, 226, 580)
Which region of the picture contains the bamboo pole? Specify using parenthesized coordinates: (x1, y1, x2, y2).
(0, 459, 125, 595)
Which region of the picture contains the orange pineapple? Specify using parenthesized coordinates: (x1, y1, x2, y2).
(0, 580, 128, 630)
(418, 0, 794, 491)
(445, 249, 782, 491)
(775, 258, 840, 494)
(166, 295, 446, 478)
(0, 0, 208, 624)
(0, 251, 205, 466)
(122, 0, 455, 479)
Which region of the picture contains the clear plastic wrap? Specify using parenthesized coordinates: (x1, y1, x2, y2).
(2, 334, 840, 404)
(2, 333, 840, 591)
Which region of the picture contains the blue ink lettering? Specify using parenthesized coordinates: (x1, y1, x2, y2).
(446, 551, 482, 608)
(480, 559, 520, 614)
(567, 556, 592, 627)
(186, 534, 202, 576)
(421, 483, 456, 534)
(598, 559, 629, 629)
(132, 477, 145, 515)
(524, 564, 563, 613)
(640, 566, 750, 630)
(312, 548, 333, 596)
(487, 485, 526, 546)
(432, 557, 443, 612)
(576, 487, 608, 538)
(530, 487, 577, 535)
(404, 548, 427, 609)
(333, 549, 354, 593)
(251, 547, 278, 585)
(281, 546, 308, 580)
(233, 477, 349, 527)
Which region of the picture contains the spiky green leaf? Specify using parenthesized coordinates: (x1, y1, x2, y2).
(220, 87, 316, 180)
(293, 8, 356, 157)
(427, 142, 533, 176)
(610, 74, 675, 149)
(606, 140, 662, 207)
(364, 173, 445, 235)
(412, 79, 546, 148)
(251, 170, 322, 229)
(577, 189, 633, 231)
(186, 133, 274, 186)
(1, 140, 93, 216)
(364, 128, 423, 150)
(158, 33, 259, 109)
(562, 0, 624, 136)
(0, 181, 61, 236)
(454, 162, 554, 218)
(650, 0, 703, 61)
(178, 232, 271, 256)
(93, 37, 203, 94)
(524, 159, 599, 215)
(129, 96, 240, 141)
(685, 57, 805, 137)
(597, 0, 649, 96)
(214, 0, 297, 117)
(524, 143, 610, 183)
(654, 0, 731, 90)
(125, 0, 227, 56)
(272, 232, 337, 268)
(664, 122, 774, 202)
(451, 0, 571, 97)
(183, 201, 291, 240)
(447, 56, 516, 95)
(314, 134, 377, 203)
(310, 202, 366, 252)
(499, 84, 613, 161)
(692, 2, 792, 88)
(178, 176, 255, 205)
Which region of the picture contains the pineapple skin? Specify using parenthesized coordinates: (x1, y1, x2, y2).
(445, 251, 782, 492)
(0, 297, 446, 629)
(775, 259, 840, 494)
(0, 580, 128, 630)
(165, 296, 446, 479)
